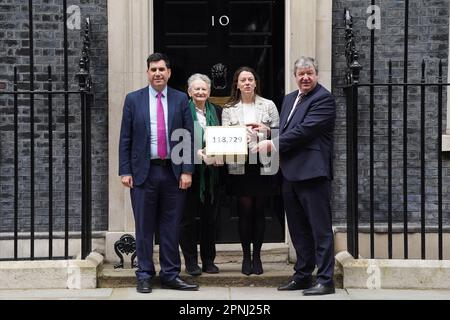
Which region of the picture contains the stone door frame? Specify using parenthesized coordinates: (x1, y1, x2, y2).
(106, 0, 333, 262)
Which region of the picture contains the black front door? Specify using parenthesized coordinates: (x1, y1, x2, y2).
(154, 0, 285, 243)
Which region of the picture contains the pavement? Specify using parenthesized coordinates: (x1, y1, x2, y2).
(1, 255, 449, 317)
(1, 286, 448, 319)
(1, 286, 450, 300)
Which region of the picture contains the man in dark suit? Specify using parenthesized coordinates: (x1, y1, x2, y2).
(252, 56, 336, 295)
(119, 53, 198, 293)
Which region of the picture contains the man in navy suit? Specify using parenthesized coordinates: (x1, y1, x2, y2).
(119, 53, 198, 293)
(252, 56, 336, 295)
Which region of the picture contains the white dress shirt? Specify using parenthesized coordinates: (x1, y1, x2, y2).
(286, 91, 305, 125)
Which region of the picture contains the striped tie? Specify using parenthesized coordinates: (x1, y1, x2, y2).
(285, 92, 305, 126)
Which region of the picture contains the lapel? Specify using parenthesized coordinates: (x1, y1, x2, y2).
(231, 101, 244, 125)
(283, 85, 322, 130)
(280, 91, 298, 130)
(254, 95, 265, 123)
(290, 95, 309, 127)
(141, 87, 151, 137)
(233, 96, 265, 124)
(166, 87, 176, 134)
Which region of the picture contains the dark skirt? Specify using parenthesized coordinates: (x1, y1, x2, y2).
(226, 164, 280, 197)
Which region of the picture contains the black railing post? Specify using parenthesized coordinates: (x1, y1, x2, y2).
(345, 84, 360, 258)
(350, 82, 359, 259)
(47, 66, 53, 259)
(420, 60, 426, 259)
(344, 9, 362, 258)
(369, 0, 376, 259)
(403, 0, 410, 260)
(344, 86, 353, 255)
(28, 0, 35, 261)
(63, 0, 70, 260)
(388, 61, 393, 259)
(13, 66, 18, 261)
(438, 60, 443, 260)
(77, 18, 93, 259)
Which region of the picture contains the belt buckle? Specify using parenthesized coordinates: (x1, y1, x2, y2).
(155, 158, 167, 166)
(151, 158, 170, 166)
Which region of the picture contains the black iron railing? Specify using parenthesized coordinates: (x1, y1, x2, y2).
(0, 3, 93, 260)
(77, 17, 93, 258)
(343, 8, 446, 260)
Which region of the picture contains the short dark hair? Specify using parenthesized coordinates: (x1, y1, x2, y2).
(147, 53, 171, 69)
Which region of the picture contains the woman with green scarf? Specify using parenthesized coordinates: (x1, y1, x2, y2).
(179, 73, 222, 276)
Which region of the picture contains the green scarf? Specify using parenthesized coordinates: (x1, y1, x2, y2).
(189, 99, 220, 203)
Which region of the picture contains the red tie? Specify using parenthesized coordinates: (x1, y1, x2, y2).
(156, 92, 167, 159)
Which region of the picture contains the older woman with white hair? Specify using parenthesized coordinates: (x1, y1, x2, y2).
(179, 73, 222, 276)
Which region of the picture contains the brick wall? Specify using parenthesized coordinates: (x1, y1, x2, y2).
(0, 0, 107, 232)
(332, 0, 450, 225)
(1, 0, 449, 234)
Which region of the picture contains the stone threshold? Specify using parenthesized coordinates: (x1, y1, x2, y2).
(98, 262, 344, 289)
(0, 252, 103, 290)
(7, 249, 450, 290)
(336, 251, 450, 290)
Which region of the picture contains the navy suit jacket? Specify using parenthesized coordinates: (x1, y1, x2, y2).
(278, 84, 336, 182)
(118, 86, 194, 186)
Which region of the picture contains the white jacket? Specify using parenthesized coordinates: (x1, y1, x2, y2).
(221, 95, 280, 174)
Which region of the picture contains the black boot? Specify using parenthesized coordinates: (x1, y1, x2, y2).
(251, 197, 265, 275)
(241, 243, 253, 276)
(252, 249, 263, 275)
(184, 258, 202, 276)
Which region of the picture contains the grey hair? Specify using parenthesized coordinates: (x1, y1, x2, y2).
(293, 56, 319, 75)
(187, 73, 212, 91)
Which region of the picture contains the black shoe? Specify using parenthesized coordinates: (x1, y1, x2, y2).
(252, 258, 264, 275)
(136, 278, 152, 293)
(161, 276, 199, 291)
(202, 263, 220, 274)
(302, 283, 335, 296)
(241, 258, 252, 276)
(186, 264, 202, 276)
(277, 279, 312, 291)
